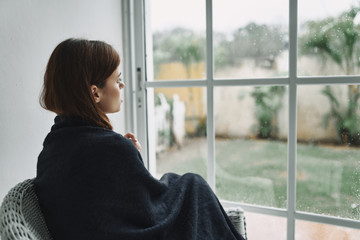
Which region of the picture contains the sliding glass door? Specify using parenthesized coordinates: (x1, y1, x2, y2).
(123, 0, 360, 239)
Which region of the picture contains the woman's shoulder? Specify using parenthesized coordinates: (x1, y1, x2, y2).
(72, 126, 133, 147)
(79, 127, 144, 166)
(45, 117, 133, 149)
(88, 127, 134, 147)
(42, 121, 142, 164)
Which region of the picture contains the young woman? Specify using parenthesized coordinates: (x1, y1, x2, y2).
(34, 38, 244, 240)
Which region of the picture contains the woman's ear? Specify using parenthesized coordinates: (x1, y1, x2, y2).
(90, 85, 102, 103)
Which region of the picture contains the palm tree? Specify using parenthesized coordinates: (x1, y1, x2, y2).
(299, 6, 360, 145)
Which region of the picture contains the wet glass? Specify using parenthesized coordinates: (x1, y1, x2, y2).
(297, 85, 360, 220)
(214, 86, 288, 208)
(150, 0, 206, 81)
(213, 0, 289, 79)
(295, 220, 360, 240)
(298, 0, 360, 76)
(149, 87, 207, 179)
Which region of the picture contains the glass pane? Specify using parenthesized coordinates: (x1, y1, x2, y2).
(297, 85, 360, 220)
(150, 0, 206, 81)
(215, 86, 288, 208)
(150, 87, 207, 180)
(296, 220, 360, 240)
(245, 212, 286, 240)
(213, 0, 289, 79)
(298, 0, 360, 76)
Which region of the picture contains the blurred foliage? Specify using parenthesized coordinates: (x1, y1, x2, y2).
(226, 22, 287, 68)
(191, 116, 207, 138)
(153, 28, 205, 77)
(299, 6, 360, 74)
(322, 86, 360, 145)
(251, 86, 286, 139)
(153, 23, 287, 77)
(299, 6, 360, 145)
(153, 24, 287, 140)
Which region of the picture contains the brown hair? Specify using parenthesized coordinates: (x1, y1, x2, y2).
(40, 38, 120, 130)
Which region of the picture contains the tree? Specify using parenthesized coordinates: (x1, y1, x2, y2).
(213, 32, 233, 69)
(152, 28, 205, 78)
(153, 24, 287, 74)
(228, 22, 287, 68)
(299, 6, 360, 145)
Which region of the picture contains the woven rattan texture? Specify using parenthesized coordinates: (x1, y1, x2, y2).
(0, 179, 52, 240)
(225, 207, 248, 240)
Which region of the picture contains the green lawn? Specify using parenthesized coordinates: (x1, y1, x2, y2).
(156, 138, 360, 220)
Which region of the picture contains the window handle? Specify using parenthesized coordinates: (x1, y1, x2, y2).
(137, 67, 142, 91)
(137, 67, 142, 108)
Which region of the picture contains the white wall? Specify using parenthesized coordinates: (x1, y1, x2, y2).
(0, 0, 124, 201)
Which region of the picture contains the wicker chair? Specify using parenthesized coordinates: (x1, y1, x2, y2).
(226, 207, 248, 240)
(0, 179, 52, 240)
(0, 179, 247, 240)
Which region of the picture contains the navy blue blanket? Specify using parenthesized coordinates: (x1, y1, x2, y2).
(34, 116, 244, 240)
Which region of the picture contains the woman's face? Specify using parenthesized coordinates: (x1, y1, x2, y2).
(97, 67, 125, 113)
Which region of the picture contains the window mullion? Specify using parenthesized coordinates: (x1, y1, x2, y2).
(296, 212, 360, 230)
(297, 76, 360, 85)
(133, 0, 149, 169)
(206, 0, 215, 190)
(122, 0, 136, 134)
(288, 0, 298, 239)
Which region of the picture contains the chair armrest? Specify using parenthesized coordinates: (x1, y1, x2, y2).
(225, 207, 248, 240)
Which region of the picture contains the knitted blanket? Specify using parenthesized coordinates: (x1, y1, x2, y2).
(34, 116, 244, 240)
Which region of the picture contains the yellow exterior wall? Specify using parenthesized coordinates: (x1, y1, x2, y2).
(154, 62, 206, 134)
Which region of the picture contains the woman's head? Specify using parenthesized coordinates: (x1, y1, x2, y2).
(40, 38, 122, 129)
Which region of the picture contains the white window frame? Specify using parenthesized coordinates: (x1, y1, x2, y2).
(122, 0, 360, 239)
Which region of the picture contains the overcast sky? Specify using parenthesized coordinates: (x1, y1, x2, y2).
(150, 0, 360, 33)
